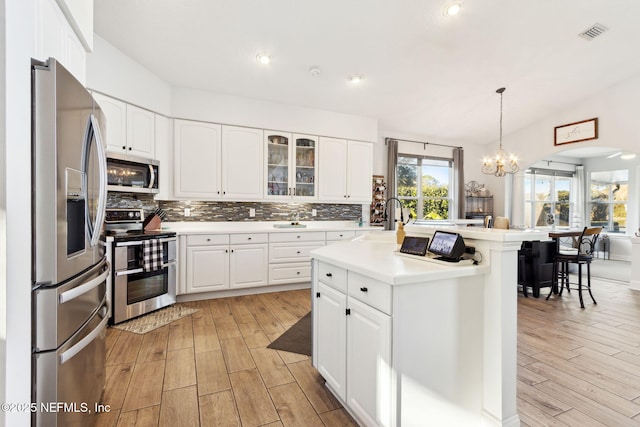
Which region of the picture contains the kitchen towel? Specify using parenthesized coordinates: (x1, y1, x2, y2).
(142, 239, 164, 272)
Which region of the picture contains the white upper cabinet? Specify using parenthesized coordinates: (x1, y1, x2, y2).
(93, 93, 155, 159)
(35, 0, 86, 83)
(222, 126, 263, 200)
(318, 137, 347, 201)
(126, 105, 155, 158)
(93, 93, 126, 153)
(319, 138, 372, 203)
(54, 0, 93, 51)
(265, 131, 318, 200)
(174, 119, 221, 198)
(154, 115, 173, 200)
(346, 140, 373, 202)
(174, 121, 263, 200)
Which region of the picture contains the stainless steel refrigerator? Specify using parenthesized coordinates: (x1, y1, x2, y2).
(31, 58, 109, 427)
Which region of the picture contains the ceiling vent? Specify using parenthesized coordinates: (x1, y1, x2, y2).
(578, 23, 608, 41)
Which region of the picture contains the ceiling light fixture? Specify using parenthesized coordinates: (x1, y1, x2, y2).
(482, 87, 519, 177)
(621, 153, 637, 160)
(309, 67, 321, 76)
(443, 2, 462, 17)
(349, 74, 364, 84)
(256, 53, 271, 65)
(606, 151, 622, 159)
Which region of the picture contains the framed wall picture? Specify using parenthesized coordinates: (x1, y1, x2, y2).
(554, 118, 598, 146)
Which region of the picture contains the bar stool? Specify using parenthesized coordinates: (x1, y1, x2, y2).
(546, 226, 602, 308)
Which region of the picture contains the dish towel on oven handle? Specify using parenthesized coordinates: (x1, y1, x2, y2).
(142, 239, 164, 272)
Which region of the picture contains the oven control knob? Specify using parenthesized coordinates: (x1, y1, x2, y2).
(128, 212, 134, 218)
(135, 212, 140, 218)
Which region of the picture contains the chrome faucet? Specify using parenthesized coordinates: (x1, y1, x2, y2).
(290, 212, 300, 225)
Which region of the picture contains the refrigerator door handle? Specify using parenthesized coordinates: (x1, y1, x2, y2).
(59, 307, 108, 365)
(58, 261, 110, 304)
(85, 114, 108, 247)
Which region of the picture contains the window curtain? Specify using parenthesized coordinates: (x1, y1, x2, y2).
(452, 147, 465, 219)
(573, 165, 585, 228)
(386, 139, 398, 230)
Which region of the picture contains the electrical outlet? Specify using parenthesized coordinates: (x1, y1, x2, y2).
(249, 208, 256, 217)
(312, 209, 317, 217)
(184, 208, 191, 217)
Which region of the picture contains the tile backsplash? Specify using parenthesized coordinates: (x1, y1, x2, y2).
(106, 193, 363, 222)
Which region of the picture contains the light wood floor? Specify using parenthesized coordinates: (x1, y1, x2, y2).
(97, 277, 640, 427)
(96, 289, 358, 427)
(518, 277, 640, 426)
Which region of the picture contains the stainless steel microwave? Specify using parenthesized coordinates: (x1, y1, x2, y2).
(106, 153, 159, 194)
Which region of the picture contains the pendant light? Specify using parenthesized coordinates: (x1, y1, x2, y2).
(482, 87, 519, 177)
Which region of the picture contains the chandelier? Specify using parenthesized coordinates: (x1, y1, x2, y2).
(482, 87, 519, 177)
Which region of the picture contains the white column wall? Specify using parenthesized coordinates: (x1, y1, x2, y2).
(2, 1, 36, 426)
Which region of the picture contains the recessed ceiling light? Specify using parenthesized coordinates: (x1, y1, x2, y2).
(348, 74, 364, 85)
(256, 53, 271, 65)
(621, 153, 637, 160)
(443, 2, 462, 17)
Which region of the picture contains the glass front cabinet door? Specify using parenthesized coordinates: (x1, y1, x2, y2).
(265, 131, 317, 200)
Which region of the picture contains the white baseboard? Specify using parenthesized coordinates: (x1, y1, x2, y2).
(176, 282, 311, 302)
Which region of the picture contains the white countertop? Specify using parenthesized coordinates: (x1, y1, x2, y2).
(160, 220, 382, 235)
(404, 223, 549, 242)
(311, 232, 490, 285)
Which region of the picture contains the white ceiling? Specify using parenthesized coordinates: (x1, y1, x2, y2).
(94, 0, 640, 146)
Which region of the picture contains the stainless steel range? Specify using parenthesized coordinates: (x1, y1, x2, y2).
(104, 209, 177, 324)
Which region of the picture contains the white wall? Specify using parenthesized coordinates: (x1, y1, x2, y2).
(2, 1, 36, 426)
(172, 86, 378, 142)
(86, 34, 172, 116)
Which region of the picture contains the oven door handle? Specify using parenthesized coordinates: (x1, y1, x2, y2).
(59, 261, 110, 304)
(115, 237, 177, 247)
(115, 261, 175, 276)
(59, 306, 109, 365)
(115, 268, 144, 276)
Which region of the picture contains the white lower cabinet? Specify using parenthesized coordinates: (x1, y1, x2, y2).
(346, 297, 391, 427)
(268, 232, 325, 284)
(316, 282, 347, 400)
(314, 261, 391, 427)
(229, 236, 269, 289)
(184, 233, 268, 294)
(185, 235, 230, 293)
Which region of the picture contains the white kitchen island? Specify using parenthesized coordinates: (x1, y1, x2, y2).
(310, 225, 547, 427)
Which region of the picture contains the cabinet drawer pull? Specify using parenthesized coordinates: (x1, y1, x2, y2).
(247, 237, 252, 240)
(297, 235, 301, 239)
(360, 287, 368, 292)
(326, 273, 332, 277)
(206, 238, 211, 242)
(296, 251, 301, 254)
(296, 271, 301, 275)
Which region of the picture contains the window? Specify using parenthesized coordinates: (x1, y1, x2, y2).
(589, 170, 628, 233)
(397, 155, 452, 220)
(524, 170, 573, 228)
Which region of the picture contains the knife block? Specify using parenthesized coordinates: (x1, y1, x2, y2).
(143, 214, 162, 231)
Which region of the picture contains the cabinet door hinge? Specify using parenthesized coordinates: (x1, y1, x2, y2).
(346, 308, 351, 316)
(316, 292, 320, 298)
